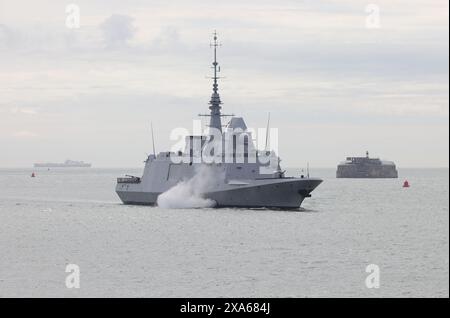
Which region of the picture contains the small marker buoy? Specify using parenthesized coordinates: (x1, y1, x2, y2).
(403, 180, 410, 188)
(31, 172, 36, 177)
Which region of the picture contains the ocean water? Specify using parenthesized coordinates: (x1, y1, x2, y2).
(0, 168, 448, 297)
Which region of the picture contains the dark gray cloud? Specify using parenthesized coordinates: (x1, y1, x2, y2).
(0, 24, 18, 49)
(100, 14, 136, 48)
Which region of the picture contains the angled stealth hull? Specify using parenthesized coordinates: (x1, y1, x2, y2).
(116, 177, 322, 209)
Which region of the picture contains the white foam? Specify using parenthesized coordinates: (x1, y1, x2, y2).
(156, 166, 222, 209)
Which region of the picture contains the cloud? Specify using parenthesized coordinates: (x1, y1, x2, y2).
(12, 130, 38, 138)
(100, 14, 136, 48)
(10, 107, 38, 115)
(0, 0, 447, 167)
(148, 26, 183, 51)
(0, 24, 13, 48)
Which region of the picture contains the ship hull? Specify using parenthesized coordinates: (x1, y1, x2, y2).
(116, 178, 322, 209)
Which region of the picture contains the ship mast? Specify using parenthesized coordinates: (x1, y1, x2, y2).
(208, 31, 223, 133)
(199, 32, 233, 133)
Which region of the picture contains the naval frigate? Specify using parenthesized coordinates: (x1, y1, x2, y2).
(115, 33, 322, 209)
(336, 151, 398, 178)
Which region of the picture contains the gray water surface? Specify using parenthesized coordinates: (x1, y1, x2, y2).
(0, 168, 448, 297)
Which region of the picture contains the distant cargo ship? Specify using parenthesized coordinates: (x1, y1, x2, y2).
(336, 151, 398, 178)
(33, 160, 91, 168)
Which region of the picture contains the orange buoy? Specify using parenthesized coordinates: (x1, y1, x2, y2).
(31, 172, 35, 177)
(403, 180, 410, 188)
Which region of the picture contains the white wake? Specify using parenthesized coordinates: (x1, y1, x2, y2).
(156, 166, 222, 209)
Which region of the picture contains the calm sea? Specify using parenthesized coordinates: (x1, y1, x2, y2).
(0, 168, 448, 297)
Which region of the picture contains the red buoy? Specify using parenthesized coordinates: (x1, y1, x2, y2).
(31, 172, 35, 177)
(403, 180, 410, 188)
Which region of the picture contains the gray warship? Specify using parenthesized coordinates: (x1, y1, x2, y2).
(336, 151, 398, 178)
(116, 33, 322, 209)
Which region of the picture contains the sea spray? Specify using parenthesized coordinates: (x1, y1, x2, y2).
(156, 166, 223, 209)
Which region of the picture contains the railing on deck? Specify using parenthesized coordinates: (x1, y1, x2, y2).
(117, 175, 141, 184)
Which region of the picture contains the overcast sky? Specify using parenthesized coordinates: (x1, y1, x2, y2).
(0, 0, 448, 168)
